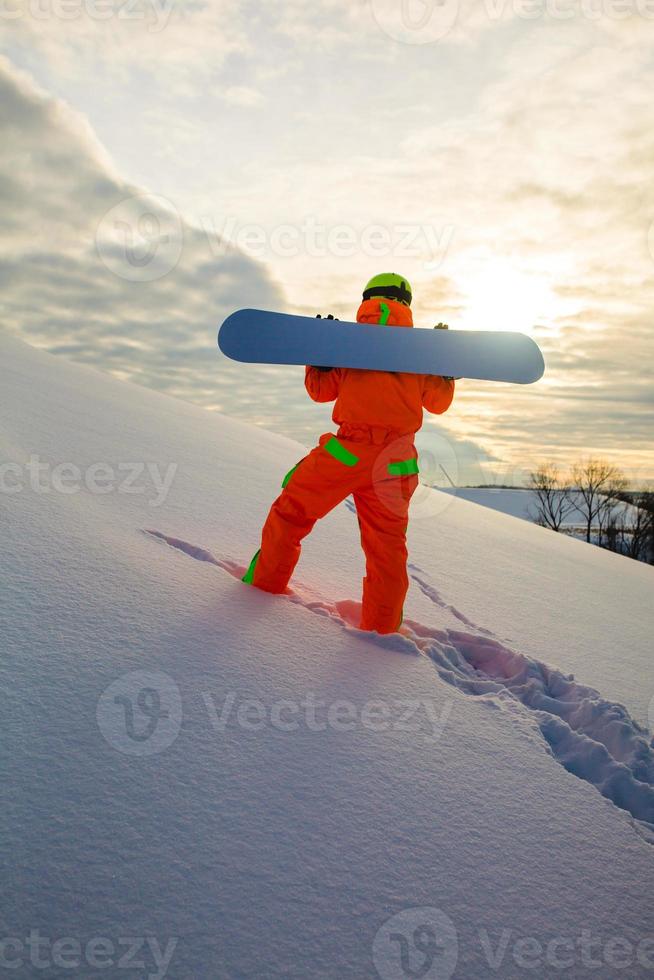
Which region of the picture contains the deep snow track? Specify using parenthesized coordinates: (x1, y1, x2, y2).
(145, 529, 654, 844)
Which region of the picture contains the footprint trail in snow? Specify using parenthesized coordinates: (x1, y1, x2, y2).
(144, 529, 654, 844)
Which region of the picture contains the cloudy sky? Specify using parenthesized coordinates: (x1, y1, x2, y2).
(1, 0, 653, 485)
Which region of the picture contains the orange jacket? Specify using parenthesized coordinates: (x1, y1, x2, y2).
(305, 298, 455, 437)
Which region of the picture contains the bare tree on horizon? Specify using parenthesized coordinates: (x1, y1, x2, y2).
(572, 459, 628, 544)
(605, 490, 654, 562)
(528, 462, 575, 531)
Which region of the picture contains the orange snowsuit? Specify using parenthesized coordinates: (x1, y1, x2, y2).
(246, 298, 455, 633)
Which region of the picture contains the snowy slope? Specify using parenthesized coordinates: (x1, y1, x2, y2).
(440, 487, 542, 521)
(441, 487, 639, 528)
(2, 331, 654, 980)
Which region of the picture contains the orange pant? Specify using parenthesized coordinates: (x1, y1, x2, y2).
(248, 429, 419, 634)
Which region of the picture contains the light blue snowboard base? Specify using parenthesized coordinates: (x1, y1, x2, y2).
(218, 309, 545, 385)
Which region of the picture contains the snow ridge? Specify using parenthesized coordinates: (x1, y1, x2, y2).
(144, 530, 654, 843)
(405, 564, 654, 842)
(408, 563, 494, 635)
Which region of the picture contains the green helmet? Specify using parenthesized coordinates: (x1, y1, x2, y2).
(362, 272, 412, 307)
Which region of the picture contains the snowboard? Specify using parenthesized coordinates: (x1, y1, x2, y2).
(218, 309, 545, 384)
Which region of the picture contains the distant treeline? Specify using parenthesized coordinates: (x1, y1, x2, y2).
(529, 460, 653, 565)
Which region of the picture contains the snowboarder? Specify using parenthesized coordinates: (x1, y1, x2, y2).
(242, 273, 455, 634)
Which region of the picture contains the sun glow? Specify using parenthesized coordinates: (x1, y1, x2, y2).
(458, 260, 556, 334)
